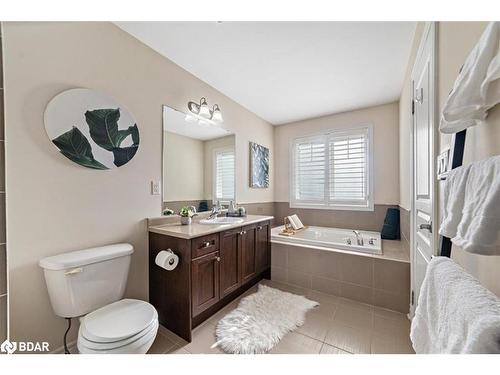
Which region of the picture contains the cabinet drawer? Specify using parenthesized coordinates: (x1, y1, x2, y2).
(192, 234, 220, 259)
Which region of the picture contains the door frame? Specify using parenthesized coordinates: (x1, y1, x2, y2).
(409, 22, 438, 318)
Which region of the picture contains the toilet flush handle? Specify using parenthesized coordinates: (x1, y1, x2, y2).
(64, 267, 83, 276)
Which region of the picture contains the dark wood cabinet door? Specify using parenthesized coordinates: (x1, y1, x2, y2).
(255, 221, 271, 273)
(241, 224, 257, 284)
(219, 228, 241, 298)
(191, 251, 220, 317)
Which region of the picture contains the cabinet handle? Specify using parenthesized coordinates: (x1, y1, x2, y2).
(202, 241, 211, 248)
(239, 230, 247, 235)
(216, 256, 221, 262)
(257, 226, 262, 230)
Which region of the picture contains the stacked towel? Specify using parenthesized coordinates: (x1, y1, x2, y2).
(453, 155, 500, 255)
(440, 22, 500, 134)
(439, 164, 471, 238)
(410, 257, 500, 353)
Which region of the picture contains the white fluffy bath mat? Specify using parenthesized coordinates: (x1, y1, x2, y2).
(214, 284, 319, 354)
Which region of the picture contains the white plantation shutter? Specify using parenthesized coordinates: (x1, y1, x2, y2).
(215, 148, 235, 202)
(291, 126, 373, 210)
(294, 137, 326, 203)
(329, 128, 369, 205)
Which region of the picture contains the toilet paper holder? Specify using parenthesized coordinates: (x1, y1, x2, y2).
(155, 248, 179, 271)
(161, 249, 176, 265)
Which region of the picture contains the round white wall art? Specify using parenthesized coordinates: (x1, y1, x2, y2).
(44, 88, 140, 170)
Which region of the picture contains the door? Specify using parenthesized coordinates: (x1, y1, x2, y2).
(241, 224, 257, 284)
(410, 23, 437, 318)
(219, 228, 241, 298)
(191, 251, 220, 317)
(255, 221, 270, 273)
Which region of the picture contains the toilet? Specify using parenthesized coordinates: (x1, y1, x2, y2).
(39, 243, 158, 354)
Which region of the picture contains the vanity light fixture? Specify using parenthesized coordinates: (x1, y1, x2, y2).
(186, 97, 224, 125)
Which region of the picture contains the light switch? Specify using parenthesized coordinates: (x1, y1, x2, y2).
(151, 181, 161, 195)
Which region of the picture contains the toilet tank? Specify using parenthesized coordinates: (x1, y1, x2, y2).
(39, 243, 134, 318)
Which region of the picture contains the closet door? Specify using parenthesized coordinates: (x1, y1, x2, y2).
(411, 22, 437, 318)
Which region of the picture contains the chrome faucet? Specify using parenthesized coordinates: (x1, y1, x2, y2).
(352, 230, 364, 246)
(208, 200, 221, 220)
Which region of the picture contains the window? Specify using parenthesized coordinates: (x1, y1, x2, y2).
(214, 147, 235, 203)
(290, 125, 373, 211)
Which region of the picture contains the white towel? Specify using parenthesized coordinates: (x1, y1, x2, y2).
(452, 155, 500, 255)
(439, 164, 471, 238)
(410, 257, 500, 353)
(440, 22, 500, 134)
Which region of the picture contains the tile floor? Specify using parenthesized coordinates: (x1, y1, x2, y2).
(148, 280, 414, 354)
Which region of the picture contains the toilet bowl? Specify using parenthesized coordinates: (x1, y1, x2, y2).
(39, 244, 159, 354)
(77, 299, 159, 354)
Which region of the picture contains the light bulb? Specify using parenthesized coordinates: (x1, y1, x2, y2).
(211, 105, 223, 123)
(198, 98, 211, 118)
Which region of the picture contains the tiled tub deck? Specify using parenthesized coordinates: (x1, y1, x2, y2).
(271, 239, 410, 313)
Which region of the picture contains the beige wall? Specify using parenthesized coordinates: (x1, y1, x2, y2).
(274, 102, 400, 205)
(3, 22, 274, 349)
(399, 22, 500, 296)
(163, 131, 205, 202)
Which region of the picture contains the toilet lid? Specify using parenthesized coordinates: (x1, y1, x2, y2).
(80, 299, 158, 343)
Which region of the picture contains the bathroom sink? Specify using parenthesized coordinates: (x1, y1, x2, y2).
(199, 217, 244, 225)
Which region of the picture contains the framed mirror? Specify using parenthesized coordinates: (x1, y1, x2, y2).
(162, 105, 235, 214)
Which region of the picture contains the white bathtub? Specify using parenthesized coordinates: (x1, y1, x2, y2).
(271, 225, 382, 255)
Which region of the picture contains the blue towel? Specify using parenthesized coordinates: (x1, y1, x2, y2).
(381, 208, 400, 240)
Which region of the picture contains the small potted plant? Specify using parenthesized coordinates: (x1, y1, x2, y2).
(179, 206, 195, 225)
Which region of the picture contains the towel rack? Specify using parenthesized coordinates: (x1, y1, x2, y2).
(439, 129, 467, 257)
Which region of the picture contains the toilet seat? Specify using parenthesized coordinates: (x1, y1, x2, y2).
(78, 319, 158, 351)
(77, 299, 158, 354)
(79, 299, 158, 343)
(78, 320, 159, 353)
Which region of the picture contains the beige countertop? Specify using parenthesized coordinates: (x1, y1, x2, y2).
(148, 214, 274, 240)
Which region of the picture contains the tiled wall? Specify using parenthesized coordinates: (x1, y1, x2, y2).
(274, 203, 398, 232)
(0, 23, 7, 343)
(271, 243, 410, 313)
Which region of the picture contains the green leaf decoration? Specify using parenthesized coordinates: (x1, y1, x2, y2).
(52, 127, 108, 170)
(112, 145, 139, 167)
(85, 108, 140, 167)
(129, 124, 139, 146)
(85, 108, 132, 151)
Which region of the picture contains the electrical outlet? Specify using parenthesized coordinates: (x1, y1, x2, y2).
(151, 181, 161, 195)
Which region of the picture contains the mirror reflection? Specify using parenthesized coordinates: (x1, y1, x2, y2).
(162, 106, 235, 214)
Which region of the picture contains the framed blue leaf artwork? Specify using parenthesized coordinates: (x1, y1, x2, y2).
(44, 88, 140, 169)
(250, 142, 269, 188)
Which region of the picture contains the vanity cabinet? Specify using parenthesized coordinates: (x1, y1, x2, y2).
(241, 224, 257, 284)
(149, 218, 272, 342)
(191, 251, 220, 317)
(219, 228, 241, 298)
(255, 222, 271, 273)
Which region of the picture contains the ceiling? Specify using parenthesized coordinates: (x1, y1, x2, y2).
(117, 22, 416, 125)
(163, 106, 231, 141)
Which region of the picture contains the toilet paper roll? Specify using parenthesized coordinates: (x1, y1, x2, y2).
(155, 249, 179, 271)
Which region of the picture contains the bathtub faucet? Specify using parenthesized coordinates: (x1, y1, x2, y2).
(352, 230, 364, 246)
